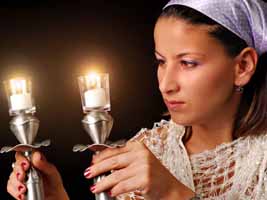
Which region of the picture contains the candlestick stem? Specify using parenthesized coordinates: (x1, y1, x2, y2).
(23, 151, 45, 200)
(82, 111, 115, 200)
(10, 114, 45, 200)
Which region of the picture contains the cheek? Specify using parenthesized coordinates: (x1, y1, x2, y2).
(171, 71, 234, 125)
(187, 66, 235, 110)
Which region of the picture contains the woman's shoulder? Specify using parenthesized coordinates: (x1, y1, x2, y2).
(244, 133, 267, 156)
(232, 133, 267, 169)
(242, 132, 267, 150)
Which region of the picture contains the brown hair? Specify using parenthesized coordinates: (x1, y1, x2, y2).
(159, 5, 267, 138)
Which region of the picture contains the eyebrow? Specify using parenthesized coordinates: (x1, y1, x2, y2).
(154, 50, 205, 59)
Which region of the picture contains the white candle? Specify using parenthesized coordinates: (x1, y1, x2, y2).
(84, 88, 107, 108)
(10, 93, 32, 110)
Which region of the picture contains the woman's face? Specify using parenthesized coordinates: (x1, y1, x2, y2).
(154, 17, 240, 125)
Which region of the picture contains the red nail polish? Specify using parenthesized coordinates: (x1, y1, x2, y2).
(85, 172, 91, 178)
(90, 184, 96, 192)
(108, 191, 112, 197)
(18, 185, 24, 192)
(16, 172, 20, 180)
(18, 194, 23, 200)
(21, 162, 27, 170)
(84, 168, 91, 177)
(84, 167, 90, 173)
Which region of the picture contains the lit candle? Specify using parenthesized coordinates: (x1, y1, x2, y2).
(83, 73, 107, 108)
(84, 88, 107, 108)
(9, 79, 33, 111)
(10, 93, 32, 110)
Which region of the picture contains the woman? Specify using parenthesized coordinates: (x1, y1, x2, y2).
(7, 0, 267, 199)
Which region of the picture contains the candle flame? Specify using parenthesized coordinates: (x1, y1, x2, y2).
(9, 78, 28, 94)
(86, 72, 101, 89)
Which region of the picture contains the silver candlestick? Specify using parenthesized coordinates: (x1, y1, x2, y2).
(82, 111, 114, 200)
(73, 73, 117, 200)
(1, 78, 50, 200)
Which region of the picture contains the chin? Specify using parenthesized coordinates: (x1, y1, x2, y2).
(170, 115, 193, 126)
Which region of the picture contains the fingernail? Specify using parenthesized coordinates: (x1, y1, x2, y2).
(108, 191, 112, 197)
(21, 162, 27, 170)
(18, 194, 24, 200)
(18, 185, 24, 192)
(84, 167, 90, 173)
(16, 172, 21, 180)
(90, 184, 96, 192)
(84, 167, 91, 178)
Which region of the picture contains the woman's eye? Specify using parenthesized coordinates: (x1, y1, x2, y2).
(155, 59, 165, 67)
(180, 60, 199, 68)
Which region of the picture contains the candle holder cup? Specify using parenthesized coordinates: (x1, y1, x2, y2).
(78, 73, 111, 112)
(1, 78, 50, 200)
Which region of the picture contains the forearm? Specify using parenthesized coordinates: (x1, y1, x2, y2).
(162, 181, 197, 200)
(60, 190, 70, 200)
(165, 185, 196, 200)
(59, 187, 70, 200)
(49, 186, 70, 200)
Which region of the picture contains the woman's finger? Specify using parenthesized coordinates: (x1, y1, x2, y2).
(92, 146, 130, 164)
(109, 175, 148, 197)
(12, 162, 27, 182)
(91, 141, 146, 170)
(90, 165, 137, 194)
(7, 175, 27, 200)
(31, 151, 56, 176)
(15, 152, 30, 172)
(85, 151, 135, 179)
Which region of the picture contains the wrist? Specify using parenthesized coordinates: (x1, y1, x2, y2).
(167, 181, 196, 200)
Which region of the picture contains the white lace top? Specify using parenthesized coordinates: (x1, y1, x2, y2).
(117, 120, 267, 200)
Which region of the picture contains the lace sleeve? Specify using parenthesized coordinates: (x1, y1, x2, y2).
(244, 135, 267, 199)
(116, 120, 169, 200)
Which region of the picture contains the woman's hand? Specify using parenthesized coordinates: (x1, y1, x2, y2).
(7, 151, 69, 200)
(84, 141, 195, 200)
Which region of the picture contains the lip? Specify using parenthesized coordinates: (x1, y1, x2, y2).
(164, 99, 185, 110)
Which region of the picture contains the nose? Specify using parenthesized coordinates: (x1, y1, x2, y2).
(158, 63, 180, 95)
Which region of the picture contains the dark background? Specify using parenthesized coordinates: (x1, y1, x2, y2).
(0, 0, 168, 199)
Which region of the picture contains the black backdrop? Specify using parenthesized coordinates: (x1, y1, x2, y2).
(0, 0, 168, 199)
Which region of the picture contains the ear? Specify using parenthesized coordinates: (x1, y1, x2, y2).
(234, 47, 258, 87)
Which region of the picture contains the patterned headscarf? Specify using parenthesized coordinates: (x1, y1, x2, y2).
(163, 0, 267, 55)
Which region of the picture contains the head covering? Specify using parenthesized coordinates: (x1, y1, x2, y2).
(163, 0, 267, 56)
